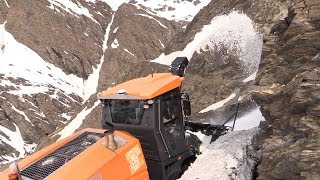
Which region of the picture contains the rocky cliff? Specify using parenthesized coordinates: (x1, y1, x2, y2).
(0, 0, 202, 165)
(252, 0, 320, 179)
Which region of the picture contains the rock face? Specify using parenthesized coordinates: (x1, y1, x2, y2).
(5, 0, 109, 79)
(97, 3, 185, 91)
(252, 1, 320, 179)
(162, 0, 320, 178)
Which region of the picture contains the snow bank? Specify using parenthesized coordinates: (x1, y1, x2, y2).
(181, 128, 261, 180)
(48, 0, 98, 23)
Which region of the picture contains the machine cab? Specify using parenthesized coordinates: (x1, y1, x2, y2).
(98, 57, 193, 180)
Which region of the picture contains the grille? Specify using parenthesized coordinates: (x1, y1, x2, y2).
(21, 131, 104, 179)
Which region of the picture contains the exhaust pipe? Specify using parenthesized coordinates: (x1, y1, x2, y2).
(8, 161, 22, 180)
(103, 129, 118, 151)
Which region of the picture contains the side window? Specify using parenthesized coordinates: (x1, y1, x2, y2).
(162, 89, 182, 138)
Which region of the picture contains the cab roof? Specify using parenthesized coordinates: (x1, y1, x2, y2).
(98, 73, 185, 100)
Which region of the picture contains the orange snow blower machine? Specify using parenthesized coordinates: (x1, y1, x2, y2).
(1, 57, 232, 180)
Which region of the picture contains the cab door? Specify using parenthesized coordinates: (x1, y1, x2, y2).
(160, 88, 188, 157)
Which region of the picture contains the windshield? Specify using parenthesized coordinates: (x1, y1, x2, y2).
(109, 100, 145, 125)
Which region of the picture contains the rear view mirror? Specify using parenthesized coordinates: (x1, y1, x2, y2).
(181, 93, 191, 117)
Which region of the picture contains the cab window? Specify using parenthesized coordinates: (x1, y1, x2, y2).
(109, 100, 144, 125)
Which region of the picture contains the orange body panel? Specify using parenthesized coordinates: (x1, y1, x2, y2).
(0, 128, 149, 180)
(98, 73, 185, 99)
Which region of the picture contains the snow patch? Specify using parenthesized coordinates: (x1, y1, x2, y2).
(159, 39, 165, 48)
(0, 123, 37, 163)
(124, 48, 136, 58)
(86, 0, 210, 21)
(57, 101, 100, 141)
(136, 13, 168, 28)
(48, 0, 98, 23)
(243, 71, 257, 83)
(83, 14, 115, 102)
(0, 23, 84, 98)
(11, 104, 34, 126)
(200, 93, 236, 113)
(4, 0, 9, 7)
(133, 0, 211, 21)
(113, 27, 119, 33)
(111, 38, 119, 48)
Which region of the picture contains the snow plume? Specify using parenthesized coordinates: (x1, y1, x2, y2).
(153, 11, 263, 69)
(181, 128, 261, 180)
(200, 93, 236, 113)
(182, 11, 262, 69)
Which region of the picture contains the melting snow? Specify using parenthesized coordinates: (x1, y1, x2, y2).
(48, 0, 98, 23)
(111, 38, 119, 48)
(10, 104, 34, 126)
(0, 23, 84, 97)
(57, 101, 100, 141)
(86, 0, 211, 21)
(83, 14, 115, 102)
(124, 48, 136, 58)
(0, 123, 37, 163)
(136, 13, 168, 28)
(243, 71, 257, 83)
(200, 93, 236, 113)
(0, 22, 85, 163)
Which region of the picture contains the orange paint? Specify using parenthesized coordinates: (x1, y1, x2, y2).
(98, 73, 184, 99)
(0, 128, 149, 180)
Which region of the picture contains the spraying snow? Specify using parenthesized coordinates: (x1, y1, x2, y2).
(200, 93, 236, 113)
(152, 11, 263, 69)
(225, 108, 265, 131)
